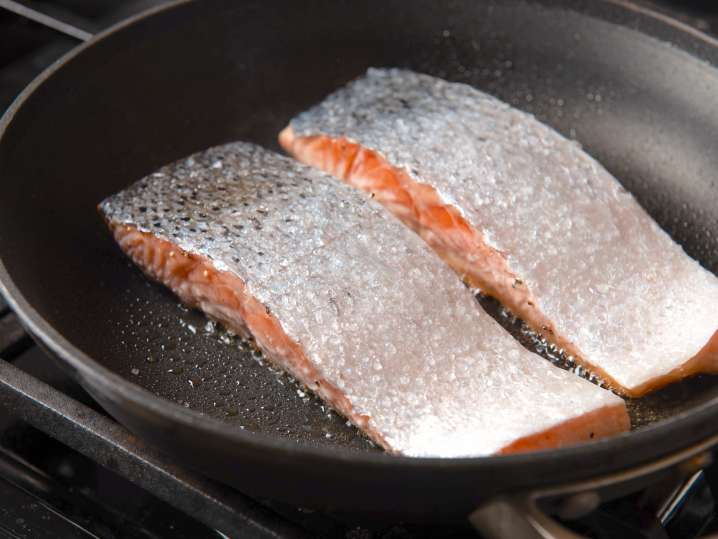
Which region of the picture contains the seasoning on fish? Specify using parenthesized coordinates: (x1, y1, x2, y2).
(280, 68, 718, 398)
(99, 142, 628, 457)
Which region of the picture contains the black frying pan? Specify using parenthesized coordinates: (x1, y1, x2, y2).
(1, 0, 718, 531)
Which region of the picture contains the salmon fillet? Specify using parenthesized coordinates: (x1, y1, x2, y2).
(99, 142, 628, 457)
(280, 68, 718, 398)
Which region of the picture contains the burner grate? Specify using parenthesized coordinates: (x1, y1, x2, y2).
(0, 307, 310, 538)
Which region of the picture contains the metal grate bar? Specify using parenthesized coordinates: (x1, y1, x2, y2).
(0, 0, 93, 41)
(0, 356, 308, 539)
(0, 312, 32, 358)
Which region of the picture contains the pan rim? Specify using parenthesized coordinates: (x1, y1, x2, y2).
(1, 0, 718, 479)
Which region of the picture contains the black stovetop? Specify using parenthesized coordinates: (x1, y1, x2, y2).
(2, 1, 718, 538)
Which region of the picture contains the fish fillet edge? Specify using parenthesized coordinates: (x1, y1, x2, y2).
(103, 217, 629, 454)
(279, 127, 718, 398)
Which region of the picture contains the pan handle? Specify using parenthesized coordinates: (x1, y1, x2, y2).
(469, 495, 585, 539)
(0, 0, 93, 41)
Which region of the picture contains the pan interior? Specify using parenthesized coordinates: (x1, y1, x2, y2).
(1, 0, 718, 454)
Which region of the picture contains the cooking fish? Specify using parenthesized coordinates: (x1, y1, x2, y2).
(280, 68, 718, 397)
(99, 142, 628, 457)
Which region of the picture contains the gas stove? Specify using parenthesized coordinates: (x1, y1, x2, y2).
(1, 1, 718, 538)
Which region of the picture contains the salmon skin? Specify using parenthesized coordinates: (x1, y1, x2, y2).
(99, 141, 628, 457)
(280, 68, 718, 398)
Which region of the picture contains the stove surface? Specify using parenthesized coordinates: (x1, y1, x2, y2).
(1, 1, 718, 538)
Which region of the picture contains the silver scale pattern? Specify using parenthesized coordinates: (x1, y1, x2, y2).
(290, 68, 718, 392)
(100, 142, 621, 457)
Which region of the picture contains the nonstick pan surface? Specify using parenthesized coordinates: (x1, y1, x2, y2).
(1, 0, 718, 521)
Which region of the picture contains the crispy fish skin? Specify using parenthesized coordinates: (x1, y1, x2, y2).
(280, 68, 718, 397)
(99, 142, 628, 457)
